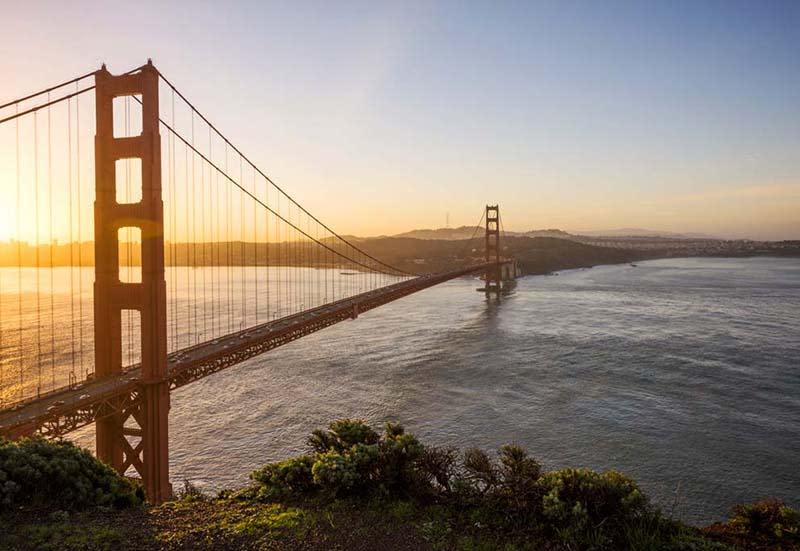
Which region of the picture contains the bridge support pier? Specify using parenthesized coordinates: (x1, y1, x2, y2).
(484, 205, 502, 297)
(94, 61, 171, 503)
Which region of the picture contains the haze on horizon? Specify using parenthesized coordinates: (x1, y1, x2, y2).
(1, 1, 799, 241)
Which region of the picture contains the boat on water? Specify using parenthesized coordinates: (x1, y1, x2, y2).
(340, 271, 360, 276)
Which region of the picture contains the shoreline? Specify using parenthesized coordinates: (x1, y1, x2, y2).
(522, 253, 800, 278)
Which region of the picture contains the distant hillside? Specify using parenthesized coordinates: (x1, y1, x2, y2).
(388, 225, 718, 241)
(391, 226, 573, 240)
(357, 235, 646, 276)
(519, 229, 573, 238)
(575, 228, 718, 239)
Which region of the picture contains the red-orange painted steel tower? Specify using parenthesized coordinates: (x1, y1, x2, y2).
(485, 205, 501, 296)
(94, 61, 171, 503)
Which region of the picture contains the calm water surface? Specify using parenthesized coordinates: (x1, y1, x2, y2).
(67, 257, 800, 524)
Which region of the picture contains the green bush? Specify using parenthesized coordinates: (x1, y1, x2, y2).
(540, 467, 647, 545)
(374, 422, 424, 493)
(494, 444, 542, 515)
(308, 419, 379, 453)
(253, 419, 422, 499)
(0, 437, 142, 511)
(461, 448, 499, 496)
(249, 419, 799, 550)
(728, 498, 799, 543)
(415, 446, 459, 496)
(251, 455, 315, 499)
(311, 448, 371, 494)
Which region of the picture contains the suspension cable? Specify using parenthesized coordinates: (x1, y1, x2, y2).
(154, 70, 411, 276)
(0, 86, 95, 126)
(455, 209, 487, 262)
(0, 70, 96, 110)
(150, 112, 408, 277)
(0, 65, 145, 126)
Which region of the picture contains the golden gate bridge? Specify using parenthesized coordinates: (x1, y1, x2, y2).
(0, 61, 516, 503)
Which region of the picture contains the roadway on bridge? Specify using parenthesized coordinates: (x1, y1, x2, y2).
(0, 262, 510, 439)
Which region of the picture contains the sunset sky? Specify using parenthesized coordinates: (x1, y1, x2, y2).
(2, 1, 799, 240)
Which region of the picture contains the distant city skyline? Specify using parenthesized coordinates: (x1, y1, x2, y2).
(2, 1, 799, 240)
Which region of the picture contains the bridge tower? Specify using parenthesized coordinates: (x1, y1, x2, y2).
(485, 205, 502, 297)
(94, 61, 171, 503)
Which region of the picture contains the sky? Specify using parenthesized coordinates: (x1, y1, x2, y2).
(1, 0, 799, 240)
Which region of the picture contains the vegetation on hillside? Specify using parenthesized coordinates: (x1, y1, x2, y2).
(359, 235, 646, 275)
(0, 436, 143, 511)
(0, 424, 797, 550)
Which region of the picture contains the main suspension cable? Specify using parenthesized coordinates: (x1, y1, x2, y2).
(0, 70, 96, 110)
(0, 65, 145, 126)
(154, 70, 411, 276)
(0, 86, 95, 126)
(152, 113, 407, 277)
(456, 209, 487, 262)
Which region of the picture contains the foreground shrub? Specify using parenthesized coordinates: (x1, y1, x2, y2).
(251, 419, 796, 550)
(415, 446, 459, 496)
(540, 468, 647, 527)
(729, 498, 800, 543)
(494, 444, 542, 515)
(251, 455, 315, 500)
(251, 419, 422, 499)
(0, 437, 143, 511)
(375, 422, 424, 493)
(308, 419, 379, 453)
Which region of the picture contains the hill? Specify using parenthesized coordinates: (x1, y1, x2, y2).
(575, 228, 718, 239)
(391, 226, 573, 241)
(357, 235, 646, 276)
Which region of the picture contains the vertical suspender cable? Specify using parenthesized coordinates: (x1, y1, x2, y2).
(16, 105, 23, 399)
(276, 192, 281, 319)
(170, 89, 178, 349)
(47, 95, 55, 389)
(191, 112, 198, 344)
(239, 153, 245, 328)
(200, 125, 206, 340)
(34, 111, 42, 396)
(226, 151, 232, 332)
(253, 168, 258, 324)
(208, 130, 215, 337)
(68, 97, 76, 381)
(14, 105, 25, 398)
(76, 86, 84, 380)
(225, 146, 233, 333)
(265, 178, 270, 321)
(184, 135, 190, 349)
(216, 167, 222, 336)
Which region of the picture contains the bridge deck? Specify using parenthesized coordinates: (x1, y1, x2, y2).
(0, 262, 508, 439)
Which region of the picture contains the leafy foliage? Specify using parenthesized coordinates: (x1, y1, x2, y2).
(248, 419, 795, 550)
(540, 468, 646, 527)
(0, 436, 143, 511)
(415, 445, 459, 496)
(729, 498, 800, 543)
(252, 419, 423, 499)
(251, 455, 315, 499)
(538, 467, 648, 546)
(308, 419, 379, 453)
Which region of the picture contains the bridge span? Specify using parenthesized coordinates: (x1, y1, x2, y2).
(0, 260, 512, 441)
(0, 61, 516, 502)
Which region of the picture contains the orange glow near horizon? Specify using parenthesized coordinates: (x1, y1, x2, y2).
(2, 1, 800, 243)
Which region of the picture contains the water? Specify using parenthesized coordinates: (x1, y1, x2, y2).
(0, 266, 404, 402)
(5, 257, 799, 524)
